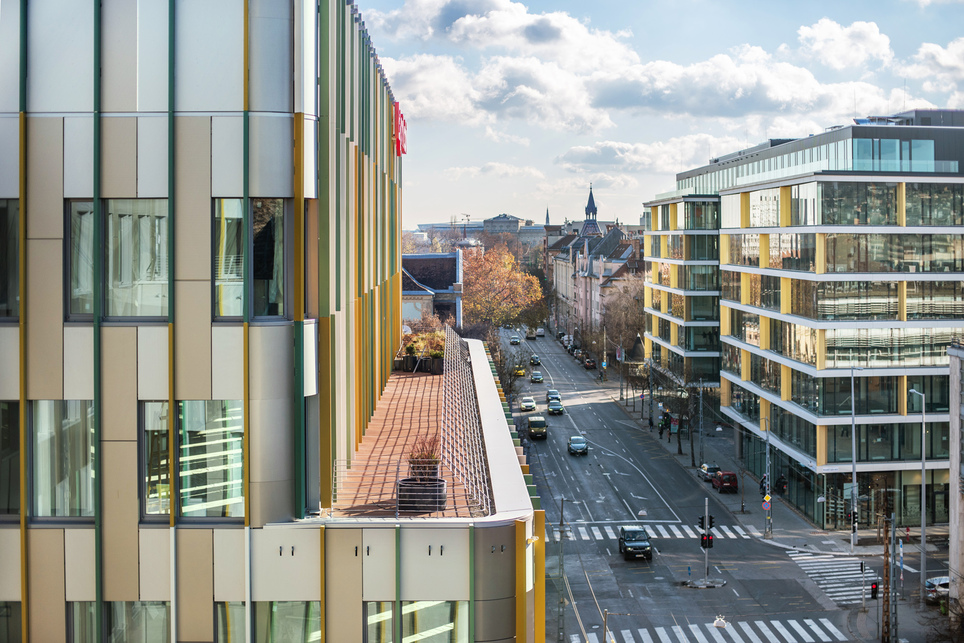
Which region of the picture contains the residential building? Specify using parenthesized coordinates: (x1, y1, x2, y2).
(0, 2, 542, 641)
(647, 109, 964, 529)
(401, 252, 464, 326)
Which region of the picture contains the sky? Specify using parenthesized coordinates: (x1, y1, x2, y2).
(355, 0, 964, 230)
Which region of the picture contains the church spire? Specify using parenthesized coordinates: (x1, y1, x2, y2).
(545, 207, 550, 226)
(585, 183, 597, 219)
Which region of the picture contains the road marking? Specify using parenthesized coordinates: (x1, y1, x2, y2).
(818, 619, 847, 642)
(621, 630, 637, 643)
(723, 623, 746, 643)
(655, 525, 671, 538)
(755, 621, 779, 643)
(592, 526, 604, 540)
(682, 525, 698, 538)
(588, 634, 599, 643)
(719, 526, 738, 538)
(654, 627, 673, 643)
(802, 620, 831, 643)
(668, 525, 684, 538)
(688, 624, 710, 643)
(579, 527, 590, 540)
(738, 622, 764, 643)
(746, 525, 763, 537)
(732, 526, 751, 538)
(787, 620, 813, 643)
(638, 629, 655, 643)
(604, 526, 617, 539)
(771, 621, 796, 642)
(705, 625, 727, 643)
(671, 625, 689, 642)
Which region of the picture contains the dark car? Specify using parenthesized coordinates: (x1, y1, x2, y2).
(567, 435, 588, 455)
(509, 335, 521, 345)
(530, 354, 541, 365)
(528, 416, 547, 440)
(530, 371, 544, 383)
(618, 526, 653, 561)
(546, 389, 561, 403)
(547, 400, 564, 415)
(712, 471, 739, 493)
(584, 358, 596, 369)
(699, 463, 720, 481)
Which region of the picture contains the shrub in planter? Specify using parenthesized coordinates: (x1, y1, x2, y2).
(397, 434, 446, 512)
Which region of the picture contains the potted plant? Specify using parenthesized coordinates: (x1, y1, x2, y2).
(403, 343, 417, 371)
(429, 349, 444, 374)
(397, 433, 446, 512)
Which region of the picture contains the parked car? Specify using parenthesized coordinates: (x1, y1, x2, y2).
(712, 471, 739, 493)
(584, 358, 596, 369)
(618, 526, 653, 561)
(530, 371, 544, 383)
(547, 400, 564, 415)
(527, 415, 547, 440)
(567, 344, 576, 355)
(520, 396, 536, 412)
(556, 331, 566, 339)
(509, 335, 521, 345)
(536, 327, 545, 337)
(513, 364, 526, 376)
(546, 389, 561, 403)
(567, 435, 588, 455)
(573, 349, 584, 360)
(530, 354, 541, 365)
(699, 463, 721, 481)
(926, 576, 951, 604)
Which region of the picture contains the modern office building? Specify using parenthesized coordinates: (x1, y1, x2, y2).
(948, 341, 963, 613)
(646, 110, 964, 529)
(0, 1, 542, 642)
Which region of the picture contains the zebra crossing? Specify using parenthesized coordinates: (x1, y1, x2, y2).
(548, 522, 762, 542)
(788, 551, 878, 606)
(569, 617, 850, 643)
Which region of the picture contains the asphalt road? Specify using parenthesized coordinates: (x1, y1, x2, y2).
(503, 330, 861, 643)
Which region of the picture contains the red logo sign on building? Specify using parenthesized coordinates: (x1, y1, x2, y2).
(394, 102, 407, 156)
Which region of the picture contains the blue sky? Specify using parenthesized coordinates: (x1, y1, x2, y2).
(357, 0, 964, 229)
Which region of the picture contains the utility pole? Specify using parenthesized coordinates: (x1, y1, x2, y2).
(698, 379, 704, 466)
(882, 516, 891, 643)
(703, 497, 710, 581)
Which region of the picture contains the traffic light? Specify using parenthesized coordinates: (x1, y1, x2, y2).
(852, 511, 859, 534)
(700, 534, 714, 549)
(709, 515, 715, 529)
(871, 582, 878, 599)
(698, 516, 705, 529)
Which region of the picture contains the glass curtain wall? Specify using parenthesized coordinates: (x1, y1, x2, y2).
(105, 199, 168, 317)
(31, 401, 95, 517)
(0, 200, 18, 317)
(253, 602, 321, 643)
(69, 201, 95, 318)
(0, 402, 18, 515)
(142, 402, 170, 517)
(214, 199, 244, 317)
(179, 400, 244, 519)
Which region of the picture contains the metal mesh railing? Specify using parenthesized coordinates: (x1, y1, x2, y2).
(439, 327, 493, 516)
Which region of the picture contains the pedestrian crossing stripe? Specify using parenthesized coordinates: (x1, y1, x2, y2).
(568, 617, 847, 643)
(546, 523, 756, 542)
(788, 551, 880, 605)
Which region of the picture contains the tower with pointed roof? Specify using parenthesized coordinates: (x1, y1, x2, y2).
(579, 184, 601, 236)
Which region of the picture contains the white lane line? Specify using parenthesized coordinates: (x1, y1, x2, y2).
(723, 623, 745, 643)
(719, 526, 738, 538)
(621, 630, 637, 643)
(746, 525, 763, 537)
(737, 622, 763, 643)
(592, 526, 604, 540)
(733, 526, 751, 538)
(669, 525, 684, 538)
(579, 527, 590, 540)
(682, 525, 698, 538)
(803, 620, 831, 643)
(671, 626, 689, 643)
(787, 621, 813, 643)
(570, 636, 581, 643)
(655, 627, 674, 643)
(655, 525, 671, 538)
(771, 621, 797, 643)
(688, 624, 710, 643)
(639, 629, 655, 643)
(605, 526, 617, 539)
(755, 621, 780, 643)
(818, 619, 847, 641)
(704, 624, 727, 643)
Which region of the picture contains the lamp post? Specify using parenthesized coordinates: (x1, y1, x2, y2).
(762, 417, 772, 539)
(849, 367, 860, 554)
(909, 387, 927, 609)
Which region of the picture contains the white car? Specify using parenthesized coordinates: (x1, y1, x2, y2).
(520, 396, 536, 412)
(536, 327, 545, 337)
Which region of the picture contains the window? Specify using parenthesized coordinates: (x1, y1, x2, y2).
(179, 400, 244, 519)
(69, 602, 170, 642)
(216, 602, 246, 643)
(401, 601, 469, 642)
(253, 602, 321, 643)
(68, 201, 95, 318)
(31, 401, 94, 518)
(141, 402, 170, 517)
(105, 199, 168, 317)
(0, 402, 19, 515)
(214, 198, 288, 319)
(0, 200, 18, 318)
(364, 602, 393, 643)
(0, 601, 21, 641)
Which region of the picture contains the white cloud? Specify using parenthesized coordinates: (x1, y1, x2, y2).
(899, 37, 964, 88)
(443, 162, 545, 181)
(796, 19, 893, 70)
(903, 0, 964, 6)
(556, 134, 746, 175)
(484, 126, 530, 146)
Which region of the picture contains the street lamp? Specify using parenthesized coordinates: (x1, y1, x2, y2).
(849, 367, 861, 555)
(762, 417, 772, 539)
(909, 387, 927, 609)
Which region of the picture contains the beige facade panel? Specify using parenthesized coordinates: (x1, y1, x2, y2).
(0, 528, 21, 601)
(174, 116, 212, 281)
(137, 116, 169, 198)
(0, 117, 18, 198)
(176, 529, 214, 642)
(249, 114, 294, 198)
(211, 325, 244, 400)
(249, 324, 294, 402)
(474, 596, 515, 642)
(27, 528, 66, 643)
(101, 0, 138, 112)
(251, 527, 320, 601)
(0, 0, 18, 113)
(135, 0, 169, 112)
(249, 479, 293, 528)
(474, 525, 515, 600)
(102, 441, 140, 601)
(26, 239, 64, 400)
(400, 528, 469, 601)
(362, 528, 396, 601)
(26, 117, 64, 240)
(63, 325, 94, 400)
(139, 527, 171, 601)
(304, 118, 317, 200)
(63, 116, 94, 198)
(174, 280, 213, 400)
(304, 319, 318, 397)
(26, 0, 93, 113)
(249, 0, 293, 114)
(174, 0, 243, 112)
(137, 325, 169, 400)
(102, 326, 138, 442)
(211, 116, 243, 197)
(64, 528, 95, 601)
(294, 0, 318, 118)
(325, 528, 363, 643)
(0, 326, 19, 399)
(213, 528, 245, 602)
(101, 117, 138, 197)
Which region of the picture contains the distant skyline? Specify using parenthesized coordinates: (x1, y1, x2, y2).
(357, 0, 964, 229)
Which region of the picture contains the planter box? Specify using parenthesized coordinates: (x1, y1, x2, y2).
(397, 478, 447, 513)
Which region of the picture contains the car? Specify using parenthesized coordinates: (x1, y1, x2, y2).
(618, 526, 653, 561)
(567, 344, 576, 355)
(567, 435, 588, 455)
(547, 400, 564, 415)
(536, 327, 545, 337)
(584, 358, 596, 369)
(525, 329, 537, 340)
(573, 349, 583, 360)
(546, 389, 561, 403)
(926, 576, 951, 604)
(527, 415, 547, 440)
(556, 331, 566, 339)
(530, 371, 544, 383)
(509, 336, 520, 345)
(520, 396, 536, 412)
(712, 471, 739, 493)
(503, 323, 513, 329)
(513, 364, 526, 376)
(530, 354, 541, 365)
(699, 463, 721, 481)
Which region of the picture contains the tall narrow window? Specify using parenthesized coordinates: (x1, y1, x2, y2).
(31, 401, 95, 518)
(106, 199, 168, 317)
(68, 201, 95, 318)
(214, 199, 244, 318)
(0, 402, 20, 515)
(142, 402, 170, 517)
(252, 198, 285, 317)
(0, 200, 19, 318)
(179, 400, 244, 519)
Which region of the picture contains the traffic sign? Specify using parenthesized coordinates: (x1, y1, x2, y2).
(602, 361, 607, 369)
(762, 501, 771, 510)
(763, 494, 771, 502)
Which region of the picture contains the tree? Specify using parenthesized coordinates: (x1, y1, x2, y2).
(463, 244, 543, 327)
(603, 275, 647, 351)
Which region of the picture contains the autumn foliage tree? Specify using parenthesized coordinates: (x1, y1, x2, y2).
(463, 244, 542, 327)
